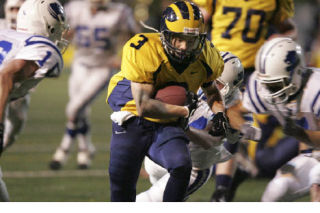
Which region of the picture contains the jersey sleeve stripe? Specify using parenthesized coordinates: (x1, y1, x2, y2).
(246, 79, 261, 113)
(107, 78, 133, 111)
(254, 80, 268, 111)
(25, 35, 63, 66)
(223, 56, 237, 64)
(311, 90, 320, 117)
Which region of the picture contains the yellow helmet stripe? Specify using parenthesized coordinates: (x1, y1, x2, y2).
(170, 3, 183, 21)
(186, 1, 194, 23)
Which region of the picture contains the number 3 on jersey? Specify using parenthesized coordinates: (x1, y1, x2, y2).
(130, 34, 148, 50)
(222, 7, 266, 43)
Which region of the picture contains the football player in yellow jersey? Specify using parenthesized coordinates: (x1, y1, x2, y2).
(191, 0, 298, 202)
(106, 1, 224, 201)
(193, 0, 297, 80)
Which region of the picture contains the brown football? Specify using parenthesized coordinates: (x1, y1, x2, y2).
(155, 85, 187, 106)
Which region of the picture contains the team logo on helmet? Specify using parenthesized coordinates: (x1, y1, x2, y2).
(285, 51, 300, 73)
(48, 2, 65, 21)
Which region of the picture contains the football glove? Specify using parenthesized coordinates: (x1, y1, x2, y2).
(209, 112, 228, 137)
(184, 91, 198, 119)
(180, 91, 198, 131)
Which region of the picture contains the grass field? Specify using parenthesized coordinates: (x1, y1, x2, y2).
(0, 71, 310, 202)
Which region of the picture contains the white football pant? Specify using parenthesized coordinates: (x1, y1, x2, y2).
(54, 61, 113, 164)
(136, 157, 213, 202)
(261, 154, 320, 201)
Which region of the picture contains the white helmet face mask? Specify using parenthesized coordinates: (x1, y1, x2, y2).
(16, 0, 69, 53)
(216, 51, 244, 104)
(255, 37, 305, 105)
(4, 0, 25, 29)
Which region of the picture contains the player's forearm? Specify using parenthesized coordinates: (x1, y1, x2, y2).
(138, 98, 188, 119)
(226, 105, 247, 130)
(186, 127, 223, 149)
(0, 73, 13, 121)
(304, 130, 320, 148)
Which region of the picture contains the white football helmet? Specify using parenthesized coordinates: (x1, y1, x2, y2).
(255, 37, 305, 104)
(4, 0, 25, 29)
(16, 0, 69, 53)
(216, 51, 244, 103)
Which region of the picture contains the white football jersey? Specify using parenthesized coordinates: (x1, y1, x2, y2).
(0, 29, 63, 100)
(65, 1, 138, 67)
(0, 19, 9, 30)
(243, 69, 320, 131)
(188, 88, 242, 170)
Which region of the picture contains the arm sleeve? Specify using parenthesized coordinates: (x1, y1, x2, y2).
(15, 39, 63, 78)
(121, 35, 158, 84)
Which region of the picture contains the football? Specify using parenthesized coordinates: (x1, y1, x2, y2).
(155, 85, 187, 106)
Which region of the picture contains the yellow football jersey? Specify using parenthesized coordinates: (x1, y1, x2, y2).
(192, 0, 294, 68)
(107, 32, 224, 123)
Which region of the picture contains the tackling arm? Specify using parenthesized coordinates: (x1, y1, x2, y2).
(283, 117, 320, 148)
(131, 81, 189, 119)
(201, 83, 222, 109)
(185, 126, 224, 149)
(0, 59, 37, 121)
(225, 101, 249, 130)
(0, 59, 38, 155)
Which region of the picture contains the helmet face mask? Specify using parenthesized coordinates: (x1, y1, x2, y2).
(160, 1, 206, 64)
(255, 37, 304, 105)
(162, 32, 206, 64)
(258, 77, 293, 104)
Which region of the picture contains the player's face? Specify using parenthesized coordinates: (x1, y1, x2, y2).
(215, 79, 225, 91)
(170, 34, 200, 52)
(260, 78, 291, 104)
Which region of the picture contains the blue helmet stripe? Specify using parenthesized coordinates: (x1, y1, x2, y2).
(175, 1, 190, 20)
